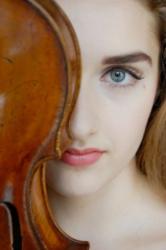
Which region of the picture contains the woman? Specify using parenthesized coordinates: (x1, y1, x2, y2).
(46, 1, 166, 249)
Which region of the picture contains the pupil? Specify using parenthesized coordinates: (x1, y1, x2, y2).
(111, 70, 125, 82)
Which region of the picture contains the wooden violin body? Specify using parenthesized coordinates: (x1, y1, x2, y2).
(0, 0, 89, 249)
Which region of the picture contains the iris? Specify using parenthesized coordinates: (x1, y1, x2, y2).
(111, 69, 125, 83)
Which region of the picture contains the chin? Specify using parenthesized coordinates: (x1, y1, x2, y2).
(46, 158, 113, 198)
(48, 178, 105, 198)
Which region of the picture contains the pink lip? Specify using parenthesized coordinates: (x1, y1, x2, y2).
(61, 148, 105, 167)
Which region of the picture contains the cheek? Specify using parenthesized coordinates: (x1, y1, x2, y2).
(100, 83, 157, 160)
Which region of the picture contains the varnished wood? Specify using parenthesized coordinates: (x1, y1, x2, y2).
(0, 0, 89, 249)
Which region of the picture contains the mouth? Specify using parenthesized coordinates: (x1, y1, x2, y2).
(60, 148, 105, 168)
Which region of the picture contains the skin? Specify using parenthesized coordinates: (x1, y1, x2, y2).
(46, 1, 166, 249)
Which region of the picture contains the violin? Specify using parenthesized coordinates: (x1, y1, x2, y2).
(0, 0, 89, 249)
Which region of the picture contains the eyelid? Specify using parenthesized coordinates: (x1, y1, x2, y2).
(101, 64, 144, 80)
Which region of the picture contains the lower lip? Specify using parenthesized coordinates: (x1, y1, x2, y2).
(61, 151, 104, 167)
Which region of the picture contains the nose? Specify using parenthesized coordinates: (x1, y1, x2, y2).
(68, 84, 97, 145)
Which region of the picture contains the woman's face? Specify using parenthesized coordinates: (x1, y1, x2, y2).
(47, 0, 160, 197)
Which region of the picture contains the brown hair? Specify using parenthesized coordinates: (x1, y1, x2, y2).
(136, 0, 166, 191)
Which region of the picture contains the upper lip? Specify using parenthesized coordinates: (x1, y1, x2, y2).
(65, 148, 105, 155)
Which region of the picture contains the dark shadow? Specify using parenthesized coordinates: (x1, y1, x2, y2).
(2, 202, 22, 250)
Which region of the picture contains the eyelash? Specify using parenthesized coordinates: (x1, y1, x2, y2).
(100, 65, 144, 88)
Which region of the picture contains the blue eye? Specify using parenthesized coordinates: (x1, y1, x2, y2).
(110, 69, 126, 83)
(101, 67, 143, 88)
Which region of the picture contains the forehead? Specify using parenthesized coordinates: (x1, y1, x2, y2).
(55, 0, 158, 63)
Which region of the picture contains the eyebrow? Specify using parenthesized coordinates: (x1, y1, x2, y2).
(102, 52, 152, 66)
